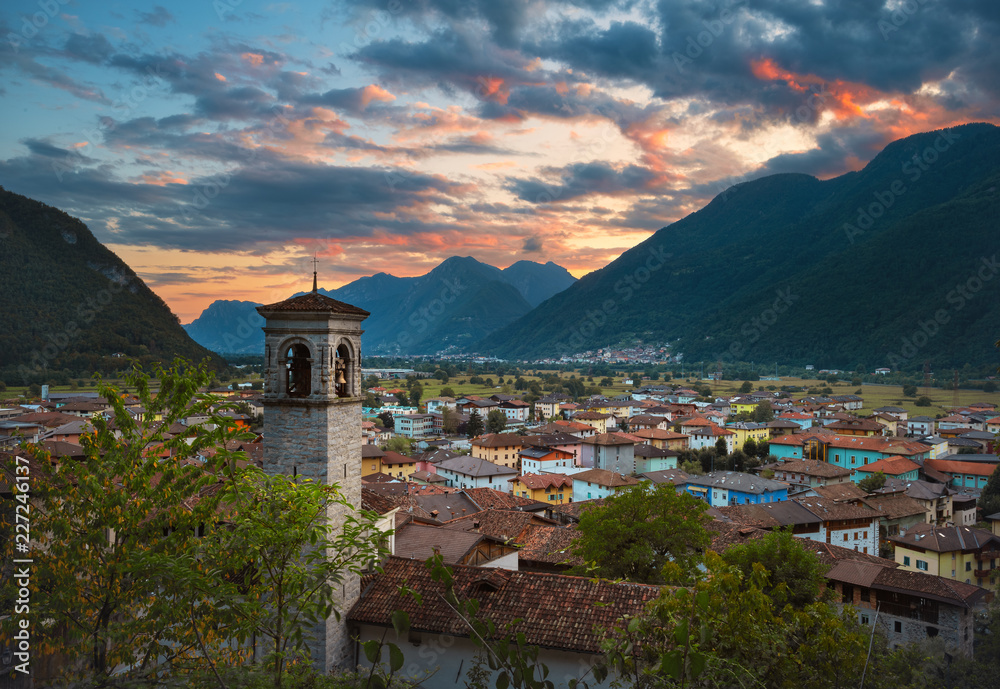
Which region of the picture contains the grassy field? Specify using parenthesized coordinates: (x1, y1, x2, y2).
(5, 370, 997, 419)
(409, 373, 1000, 418)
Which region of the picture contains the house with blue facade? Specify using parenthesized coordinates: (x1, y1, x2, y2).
(852, 456, 920, 484)
(571, 468, 639, 502)
(682, 471, 789, 507)
(923, 457, 999, 490)
(633, 443, 679, 474)
(769, 434, 930, 474)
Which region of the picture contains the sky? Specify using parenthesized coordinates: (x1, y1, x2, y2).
(2, 0, 999, 322)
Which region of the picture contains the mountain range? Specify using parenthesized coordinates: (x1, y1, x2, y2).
(481, 123, 1000, 370)
(183, 258, 577, 355)
(0, 187, 222, 380)
(6, 124, 1000, 375)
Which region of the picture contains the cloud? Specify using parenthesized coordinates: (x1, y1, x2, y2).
(522, 236, 543, 252)
(507, 161, 666, 203)
(136, 6, 175, 27)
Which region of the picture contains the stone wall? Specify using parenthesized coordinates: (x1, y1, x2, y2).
(263, 396, 363, 672)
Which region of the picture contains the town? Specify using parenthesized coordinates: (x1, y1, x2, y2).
(2, 288, 999, 688)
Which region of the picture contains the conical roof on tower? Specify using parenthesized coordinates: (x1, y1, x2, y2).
(256, 291, 369, 317)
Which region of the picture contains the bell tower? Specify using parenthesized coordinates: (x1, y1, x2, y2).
(256, 277, 369, 671)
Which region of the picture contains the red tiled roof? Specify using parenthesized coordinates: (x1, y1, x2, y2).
(516, 524, 582, 567)
(464, 487, 539, 511)
(924, 458, 998, 476)
(511, 473, 573, 490)
(811, 483, 869, 502)
(349, 556, 661, 653)
(572, 469, 640, 487)
(256, 291, 369, 316)
(471, 433, 525, 449)
(856, 456, 920, 476)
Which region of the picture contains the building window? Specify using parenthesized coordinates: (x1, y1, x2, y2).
(966, 561, 972, 571)
(894, 621, 902, 633)
(916, 560, 928, 571)
(903, 556, 910, 566)
(843, 534, 848, 541)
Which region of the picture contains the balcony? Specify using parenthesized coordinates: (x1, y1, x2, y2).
(974, 569, 992, 578)
(980, 550, 1000, 560)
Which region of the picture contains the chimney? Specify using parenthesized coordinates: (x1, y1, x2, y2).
(430, 510, 439, 519)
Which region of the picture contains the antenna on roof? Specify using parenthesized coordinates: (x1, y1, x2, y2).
(312, 255, 319, 293)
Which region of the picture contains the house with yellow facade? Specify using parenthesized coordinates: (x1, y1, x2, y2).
(508, 473, 573, 504)
(380, 450, 419, 480)
(631, 428, 690, 451)
(890, 523, 1000, 592)
(471, 433, 524, 471)
(725, 422, 770, 451)
(571, 411, 611, 434)
(730, 397, 759, 416)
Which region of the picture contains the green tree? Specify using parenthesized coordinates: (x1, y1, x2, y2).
(601, 551, 882, 689)
(486, 409, 507, 434)
(903, 384, 917, 397)
(466, 409, 485, 438)
(740, 381, 753, 393)
(915, 395, 932, 406)
(752, 400, 775, 422)
(408, 381, 423, 406)
(980, 465, 1000, 518)
(433, 368, 449, 384)
(384, 436, 413, 455)
(720, 529, 826, 609)
(984, 381, 997, 393)
(714, 437, 728, 456)
(0, 379, 6, 392)
(742, 437, 758, 458)
(441, 406, 459, 435)
(858, 471, 887, 493)
(571, 482, 710, 584)
(440, 386, 456, 398)
(196, 470, 386, 687)
(1, 361, 248, 686)
(377, 410, 395, 430)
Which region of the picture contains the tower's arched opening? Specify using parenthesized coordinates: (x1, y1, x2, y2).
(285, 343, 312, 397)
(335, 343, 352, 398)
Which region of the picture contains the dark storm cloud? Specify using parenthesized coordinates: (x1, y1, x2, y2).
(755, 126, 895, 178)
(21, 138, 81, 159)
(522, 236, 543, 252)
(507, 162, 661, 203)
(0, 144, 472, 252)
(62, 33, 115, 64)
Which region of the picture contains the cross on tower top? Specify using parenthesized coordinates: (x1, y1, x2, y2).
(312, 255, 319, 293)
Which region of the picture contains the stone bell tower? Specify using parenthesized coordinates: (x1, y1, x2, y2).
(256, 272, 369, 671)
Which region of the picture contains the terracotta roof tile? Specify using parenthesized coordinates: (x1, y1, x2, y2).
(256, 291, 369, 316)
(349, 557, 661, 653)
